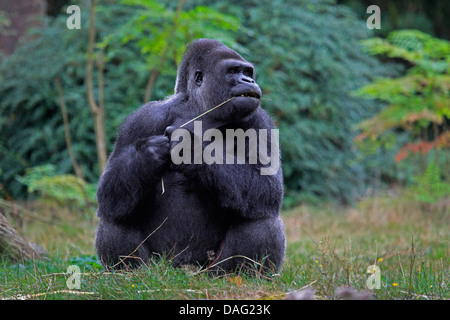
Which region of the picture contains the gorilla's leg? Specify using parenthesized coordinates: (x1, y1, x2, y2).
(215, 216, 285, 272)
(95, 220, 150, 269)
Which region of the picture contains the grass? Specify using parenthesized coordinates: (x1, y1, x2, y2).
(0, 190, 448, 300)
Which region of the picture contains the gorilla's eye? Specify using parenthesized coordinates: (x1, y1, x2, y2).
(194, 71, 203, 85)
(228, 66, 240, 74)
(243, 68, 254, 78)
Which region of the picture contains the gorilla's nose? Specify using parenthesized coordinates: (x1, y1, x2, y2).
(239, 74, 255, 84)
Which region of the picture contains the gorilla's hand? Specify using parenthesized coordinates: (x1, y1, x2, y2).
(140, 135, 170, 165)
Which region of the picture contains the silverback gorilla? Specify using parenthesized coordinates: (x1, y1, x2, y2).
(95, 39, 285, 272)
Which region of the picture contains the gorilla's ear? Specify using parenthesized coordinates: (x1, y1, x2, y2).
(194, 70, 203, 86)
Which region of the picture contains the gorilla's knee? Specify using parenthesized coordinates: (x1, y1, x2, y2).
(95, 220, 149, 269)
(216, 216, 285, 272)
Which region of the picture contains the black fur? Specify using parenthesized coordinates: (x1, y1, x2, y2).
(95, 39, 285, 272)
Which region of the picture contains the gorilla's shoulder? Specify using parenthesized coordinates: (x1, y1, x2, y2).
(120, 96, 181, 136)
(125, 101, 168, 126)
(113, 96, 181, 150)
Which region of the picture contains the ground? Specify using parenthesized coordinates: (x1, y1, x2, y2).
(0, 190, 448, 300)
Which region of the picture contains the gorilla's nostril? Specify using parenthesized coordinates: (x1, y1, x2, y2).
(241, 75, 255, 84)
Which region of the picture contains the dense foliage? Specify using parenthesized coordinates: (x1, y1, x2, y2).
(355, 30, 450, 204)
(0, 5, 139, 197)
(356, 30, 450, 160)
(17, 164, 97, 209)
(0, 0, 417, 205)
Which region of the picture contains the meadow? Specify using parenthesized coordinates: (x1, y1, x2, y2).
(0, 190, 448, 300)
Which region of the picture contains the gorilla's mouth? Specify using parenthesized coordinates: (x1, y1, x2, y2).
(235, 92, 261, 99)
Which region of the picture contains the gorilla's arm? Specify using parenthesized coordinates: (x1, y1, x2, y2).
(199, 161, 283, 219)
(97, 103, 171, 222)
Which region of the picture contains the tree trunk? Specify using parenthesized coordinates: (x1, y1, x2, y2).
(0, 212, 42, 261)
(55, 76, 85, 180)
(85, 0, 107, 174)
(143, 0, 186, 103)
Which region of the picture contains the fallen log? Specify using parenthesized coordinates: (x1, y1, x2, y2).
(0, 212, 43, 261)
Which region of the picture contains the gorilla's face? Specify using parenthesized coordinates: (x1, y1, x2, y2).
(201, 52, 262, 122)
(177, 39, 262, 123)
(222, 58, 262, 112)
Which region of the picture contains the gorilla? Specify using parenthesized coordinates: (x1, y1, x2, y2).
(95, 39, 285, 272)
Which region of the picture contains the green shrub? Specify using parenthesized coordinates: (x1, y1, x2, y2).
(0, 4, 145, 198)
(355, 30, 450, 202)
(16, 164, 96, 209)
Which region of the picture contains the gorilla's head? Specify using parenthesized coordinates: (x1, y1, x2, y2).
(175, 39, 262, 123)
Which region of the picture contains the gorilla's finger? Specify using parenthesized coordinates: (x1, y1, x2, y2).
(164, 126, 176, 138)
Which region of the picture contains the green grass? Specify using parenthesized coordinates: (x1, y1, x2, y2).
(0, 191, 448, 300)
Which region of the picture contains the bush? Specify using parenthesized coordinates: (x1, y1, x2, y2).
(355, 30, 450, 203)
(16, 164, 96, 210)
(355, 30, 450, 163)
(0, 4, 147, 198)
